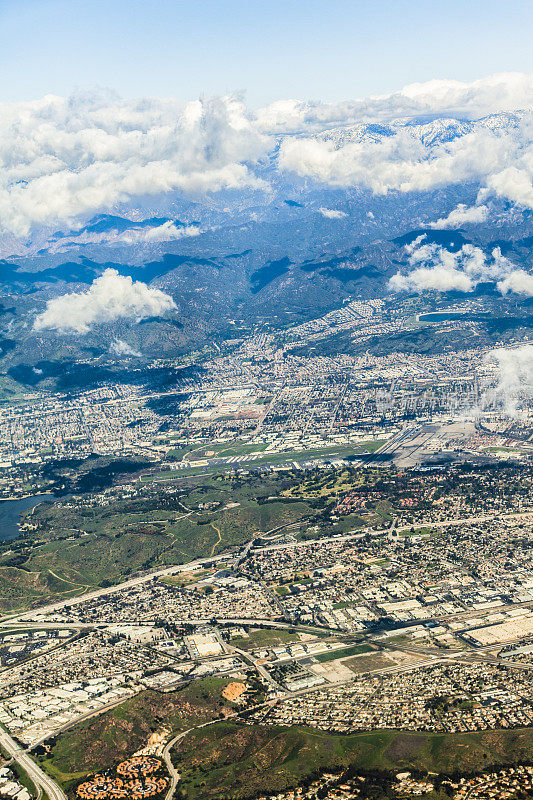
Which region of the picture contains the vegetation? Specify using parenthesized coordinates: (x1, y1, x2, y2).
(174, 722, 533, 800)
(314, 644, 373, 663)
(229, 627, 304, 651)
(0, 471, 318, 614)
(3, 459, 531, 614)
(40, 679, 236, 791)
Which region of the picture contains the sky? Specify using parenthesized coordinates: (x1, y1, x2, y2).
(1, 0, 533, 107)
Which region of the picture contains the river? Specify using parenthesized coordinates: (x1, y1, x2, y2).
(0, 494, 55, 542)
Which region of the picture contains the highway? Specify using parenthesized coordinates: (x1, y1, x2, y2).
(0, 553, 232, 626)
(0, 725, 66, 800)
(4, 502, 533, 630)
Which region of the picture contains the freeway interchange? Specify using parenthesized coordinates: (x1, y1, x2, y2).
(0, 507, 531, 800)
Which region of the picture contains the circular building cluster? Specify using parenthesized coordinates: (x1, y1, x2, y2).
(123, 778, 168, 798)
(77, 777, 128, 800)
(77, 760, 167, 800)
(116, 758, 162, 778)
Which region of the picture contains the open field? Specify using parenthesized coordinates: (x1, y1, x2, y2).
(345, 652, 397, 673)
(175, 441, 270, 460)
(314, 644, 373, 663)
(229, 628, 307, 651)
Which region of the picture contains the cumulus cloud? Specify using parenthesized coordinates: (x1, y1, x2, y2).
(278, 123, 517, 196)
(52, 221, 202, 251)
(483, 345, 533, 416)
(318, 207, 348, 219)
(3, 74, 533, 239)
(430, 204, 489, 228)
(389, 237, 520, 294)
(0, 92, 268, 236)
(256, 72, 533, 134)
(33, 268, 176, 334)
(497, 269, 533, 296)
(109, 338, 142, 357)
(486, 164, 533, 208)
(389, 264, 474, 293)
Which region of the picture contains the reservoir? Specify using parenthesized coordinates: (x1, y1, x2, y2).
(0, 494, 54, 543)
(418, 312, 491, 322)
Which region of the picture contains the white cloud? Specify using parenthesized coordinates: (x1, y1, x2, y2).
(276, 89, 533, 210)
(0, 92, 268, 236)
(119, 222, 201, 243)
(256, 72, 533, 134)
(317, 207, 347, 219)
(389, 265, 474, 293)
(109, 338, 142, 357)
(33, 268, 176, 334)
(2, 73, 533, 239)
(278, 124, 515, 196)
(497, 269, 533, 296)
(430, 204, 489, 228)
(484, 345, 533, 416)
(51, 221, 202, 252)
(389, 239, 520, 294)
(486, 164, 533, 208)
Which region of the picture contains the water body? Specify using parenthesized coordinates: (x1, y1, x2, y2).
(0, 494, 54, 542)
(418, 312, 491, 322)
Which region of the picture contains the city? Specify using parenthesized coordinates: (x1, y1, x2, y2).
(1, 7, 533, 799)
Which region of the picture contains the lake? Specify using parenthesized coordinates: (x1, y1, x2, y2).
(0, 494, 55, 542)
(418, 312, 491, 322)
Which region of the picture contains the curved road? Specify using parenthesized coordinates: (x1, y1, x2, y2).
(0, 725, 66, 800)
(162, 731, 184, 800)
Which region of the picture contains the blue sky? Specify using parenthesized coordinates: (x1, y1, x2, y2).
(1, 0, 533, 105)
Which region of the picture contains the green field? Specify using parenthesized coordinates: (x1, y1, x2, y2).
(0, 565, 88, 614)
(230, 628, 305, 651)
(174, 722, 533, 800)
(39, 677, 533, 800)
(314, 644, 372, 662)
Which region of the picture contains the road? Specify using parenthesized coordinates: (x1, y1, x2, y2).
(0, 553, 232, 626)
(162, 731, 185, 800)
(0, 725, 66, 800)
(226, 642, 284, 690)
(5, 503, 532, 629)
